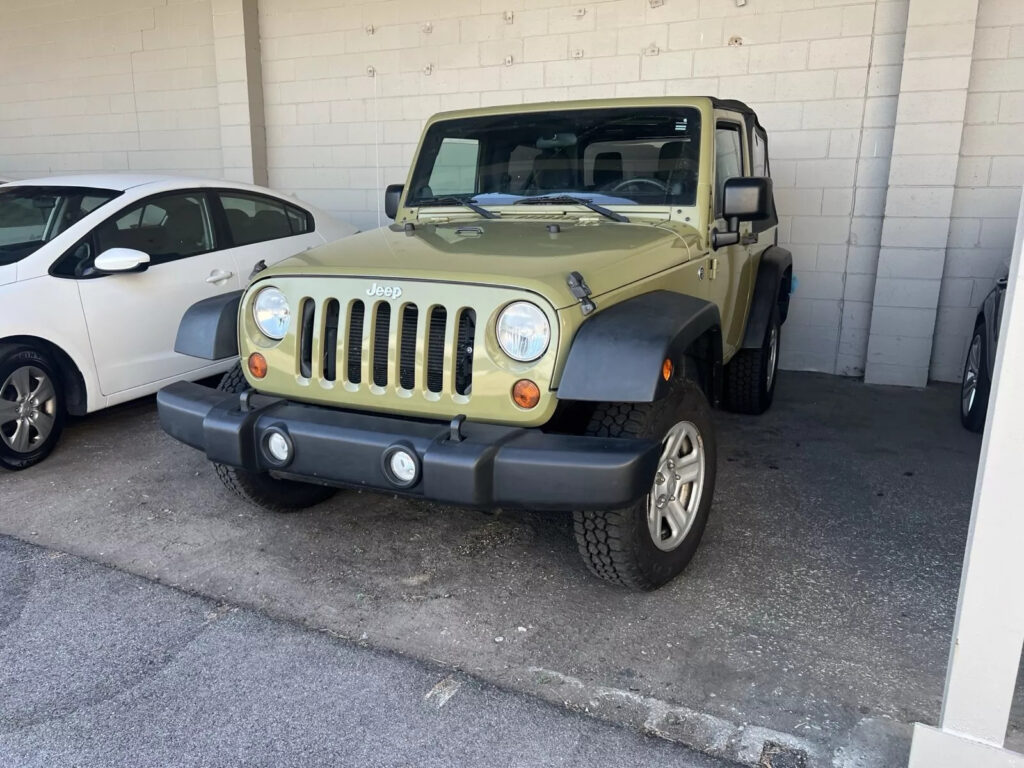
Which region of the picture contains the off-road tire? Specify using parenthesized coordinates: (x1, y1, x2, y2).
(723, 307, 780, 415)
(213, 364, 336, 512)
(960, 321, 990, 434)
(0, 345, 66, 471)
(572, 379, 717, 590)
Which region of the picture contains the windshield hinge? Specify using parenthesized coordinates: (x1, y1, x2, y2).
(567, 271, 596, 316)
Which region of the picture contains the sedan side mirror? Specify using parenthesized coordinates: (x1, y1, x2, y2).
(384, 184, 404, 220)
(712, 177, 773, 250)
(93, 247, 151, 274)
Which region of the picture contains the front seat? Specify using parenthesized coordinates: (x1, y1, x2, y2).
(657, 141, 699, 200)
(592, 152, 623, 189)
(530, 149, 575, 192)
(160, 199, 208, 257)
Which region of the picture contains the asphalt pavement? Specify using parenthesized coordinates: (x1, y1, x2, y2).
(0, 371, 1009, 767)
(0, 535, 732, 768)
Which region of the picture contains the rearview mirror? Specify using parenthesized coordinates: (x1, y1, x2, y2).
(94, 247, 151, 274)
(384, 184, 404, 220)
(712, 177, 773, 250)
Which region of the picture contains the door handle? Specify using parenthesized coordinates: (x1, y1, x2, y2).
(206, 269, 234, 284)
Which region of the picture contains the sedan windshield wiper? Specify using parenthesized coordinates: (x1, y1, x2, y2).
(416, 196, 498, 219)
(512, 195, 630, 223)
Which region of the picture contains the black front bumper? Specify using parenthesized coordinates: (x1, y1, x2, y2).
(156, 382, 661, 511)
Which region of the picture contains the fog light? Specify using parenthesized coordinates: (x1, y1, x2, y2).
(262, 428, 293, 466)
(383, 445, 419, 488)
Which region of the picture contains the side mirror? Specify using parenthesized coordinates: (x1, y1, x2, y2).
(93, 247, 151, 274)
(384, 184, 404, 220)
(712, 177, 773, 250)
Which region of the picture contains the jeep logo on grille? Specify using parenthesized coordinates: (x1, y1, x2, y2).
(367, 282, 402, 299)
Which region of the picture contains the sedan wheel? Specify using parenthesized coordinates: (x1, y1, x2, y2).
(0, 347, 66, 470)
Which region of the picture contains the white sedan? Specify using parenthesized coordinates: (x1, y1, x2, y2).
(0, 174, 356, 470)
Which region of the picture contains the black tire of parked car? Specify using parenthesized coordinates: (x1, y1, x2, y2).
(213, 363, 337, 512)
(723, 305, 781, 415)
(572, 378, 717, 590)
(0, 344, 66, 471)
(960, 321, 991, 434)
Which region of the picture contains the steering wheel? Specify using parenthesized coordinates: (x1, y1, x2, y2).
(610, 177, 668, 194)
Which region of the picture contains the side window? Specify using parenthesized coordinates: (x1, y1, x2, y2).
(94, 192, 214, 266)
(752, 128, 768, 178)
(219, 192, 302, 246)
(426, 138, 480, 197)
(714, 124, 743, 218)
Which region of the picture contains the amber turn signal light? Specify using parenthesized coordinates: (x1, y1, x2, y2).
(248, 352, 268, 379)
(512, 379, 541, 409)
(662, 358, 673, 381)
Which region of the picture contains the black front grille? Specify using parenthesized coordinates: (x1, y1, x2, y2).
(426, 306, 447, 394)
(455, 309, 475, 396)
(372, 303, 391, 387)
(323, 299, 339, 381)
(299, 299, 315, 378)
(346, 300, 365, 384)
(399, 304, 418, 390)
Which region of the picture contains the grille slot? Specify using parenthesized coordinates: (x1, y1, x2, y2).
(299, 299, 315, 378)
(323, 299, 339, 381)
(372, 303, 391, 387)
(455, 309, 475, 396)
(399, 304, 418, 390)
(426, 306, 447, 394)
(346, 301, 365, 383)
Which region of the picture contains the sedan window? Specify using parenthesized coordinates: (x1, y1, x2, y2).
(94, 192, 215, 265)
(219, 192, 312, 246)
(0, 186, 119, 265)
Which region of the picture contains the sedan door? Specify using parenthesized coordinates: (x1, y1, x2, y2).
(74, 190, 241, 396)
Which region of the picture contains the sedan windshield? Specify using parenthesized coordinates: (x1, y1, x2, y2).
(406, 107, 702, 211)
(0, 186, 120, 265)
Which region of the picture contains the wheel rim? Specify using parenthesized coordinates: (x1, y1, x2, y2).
(767, 324, 779, 390)
(0, 365, 58, 454)
(647, 420, 706, 552)
(962, 334, 982, 417)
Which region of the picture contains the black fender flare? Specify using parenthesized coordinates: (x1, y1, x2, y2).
(174, 290, 243, 360)
(741, 246, 793, 350)
(557, 291, 722, 403)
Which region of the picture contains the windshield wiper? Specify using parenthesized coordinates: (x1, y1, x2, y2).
(513, 195, 630, 223)
(416, 195, 498, 219)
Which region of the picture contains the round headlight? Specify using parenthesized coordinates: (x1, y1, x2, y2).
(496, 302, 550, 362)
(252, 286, 290, 340)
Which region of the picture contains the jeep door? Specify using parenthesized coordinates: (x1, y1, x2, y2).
(73, 190, 242, 396)
(706, 112, 758, 358)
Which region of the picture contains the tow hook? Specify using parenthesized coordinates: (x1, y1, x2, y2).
(567, 271, 596, 316)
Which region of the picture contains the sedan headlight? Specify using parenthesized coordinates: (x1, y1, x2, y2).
(496, 301, 550, 362)
(252, 286, 290, 340)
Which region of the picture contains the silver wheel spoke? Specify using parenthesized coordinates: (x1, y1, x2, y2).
(0, 399, 18, 425)
(663, 500, 691, 538)
(9, 367, 32, 399)
(29, 411, 54, 441)
(30, 376, 54, 405)
(9, 420, 31, 452)
(676, 460, 702, 486)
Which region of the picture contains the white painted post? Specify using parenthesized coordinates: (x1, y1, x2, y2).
(908, 189, 1024, 766)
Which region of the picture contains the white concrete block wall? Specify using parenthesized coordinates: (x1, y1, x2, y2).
(929, 0, 1024, 382)
(257, 0, 911, 376)
(0, 0, 222, 178)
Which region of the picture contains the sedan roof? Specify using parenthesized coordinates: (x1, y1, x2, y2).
(3, 173, 284, 195)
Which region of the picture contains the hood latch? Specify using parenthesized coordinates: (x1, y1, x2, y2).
(567, 271, 595, 316)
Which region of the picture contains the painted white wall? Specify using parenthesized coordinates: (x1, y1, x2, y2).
(0, 0, 1021, 383)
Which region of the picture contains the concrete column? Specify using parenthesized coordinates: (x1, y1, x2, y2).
(864, 0, 980, 387)
(907, 191, 1024, 765)
(211, 0, 268, 186)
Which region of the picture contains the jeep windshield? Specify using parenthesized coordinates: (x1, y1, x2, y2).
(0, 186, 120, 265)
(406, 107, 701, 212)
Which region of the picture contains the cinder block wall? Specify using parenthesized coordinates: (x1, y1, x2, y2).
(0, 0, 1020, 384)
(930, 0, 1024, 382)
(0, 0, 222, 177)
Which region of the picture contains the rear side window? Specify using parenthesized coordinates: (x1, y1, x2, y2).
(219, 192, 312, 246)
(714, 124, 743, 218)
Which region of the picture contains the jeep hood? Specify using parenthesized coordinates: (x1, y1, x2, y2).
(257, 218, 702, 309)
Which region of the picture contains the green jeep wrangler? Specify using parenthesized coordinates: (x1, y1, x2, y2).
(158, 97, 793, 590)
